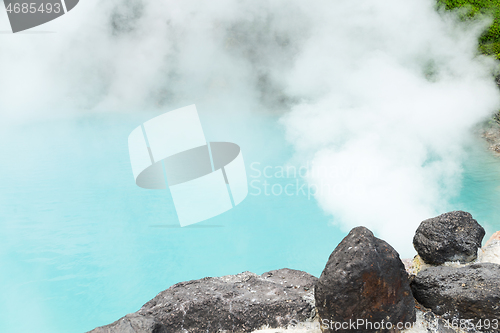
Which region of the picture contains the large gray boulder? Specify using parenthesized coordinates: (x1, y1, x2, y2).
(89, 313, 167, 333)
(89, 268, 317, 333)
(413, 211, 485, 265)
(410, 262, 500, 330)
(315, 227, 416, 333)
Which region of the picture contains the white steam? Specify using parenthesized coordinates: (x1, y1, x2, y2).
(280, 0, 500, 254)
(1, 0, 499, 255)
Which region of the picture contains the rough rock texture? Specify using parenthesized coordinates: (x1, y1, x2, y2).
(484, 76, 500, 153)
(315, 227, 416, 333)
(485, 231, 500, 247)
(252, 309, 480, 333)
(90, 313, 167, 333)
(480, 231, 500, 265)
(89, 268, 317, 333)
(482, 121, 500, 154)
(413, 211, 485, 265)
(410, 263, 500, 328)
(414, 308, 480, 333)
(479, 239, 500, 265)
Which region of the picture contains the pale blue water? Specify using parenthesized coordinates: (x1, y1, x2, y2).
(451, 136, 500, 235)
(0, 114, 499, 333)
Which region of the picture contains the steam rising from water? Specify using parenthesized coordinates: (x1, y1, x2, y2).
(1, 0, 499, 255)
(280, 1, 500, 253)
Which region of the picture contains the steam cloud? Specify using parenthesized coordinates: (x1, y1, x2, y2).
(1, 0, 499, 255)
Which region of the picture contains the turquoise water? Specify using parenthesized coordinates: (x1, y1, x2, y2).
(451, 137, 500, 235)
(1, 114, 499, 333)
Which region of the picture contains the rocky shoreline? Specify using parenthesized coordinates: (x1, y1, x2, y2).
(482, 75, 500, 154)
(90, 211, 500, 333)
(481, 121, 500, 154)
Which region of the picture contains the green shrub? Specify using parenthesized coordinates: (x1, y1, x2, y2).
(438, 1, 500, 121)
(437, 0, 500, 59)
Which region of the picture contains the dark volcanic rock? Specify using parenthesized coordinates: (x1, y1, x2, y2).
(410, 263, 500, 329)
(315, 227, 415, 333)
(88, 268, 317, 333)
(413, 211, 485, 265)
(90, 313, 167, 333)
(417, 308, 480, 333)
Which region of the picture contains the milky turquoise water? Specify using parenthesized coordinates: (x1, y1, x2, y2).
(451, 136, 500, 235)
(0, 114, 499, 333)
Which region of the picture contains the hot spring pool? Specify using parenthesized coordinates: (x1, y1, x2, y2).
(0, 114, 499, 333)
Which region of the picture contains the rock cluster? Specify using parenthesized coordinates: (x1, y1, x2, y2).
(410, 211, 500, 333)
(90, 211, 500, 333)
(482, 121, 500, 154)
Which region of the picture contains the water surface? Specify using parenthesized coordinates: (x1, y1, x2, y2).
(0, 115, 499, 333)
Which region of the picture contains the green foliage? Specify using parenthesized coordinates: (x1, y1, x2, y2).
(437, 0, 500, 59)
(438, 1, 500, 122)
(494, 111, 500, 124)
